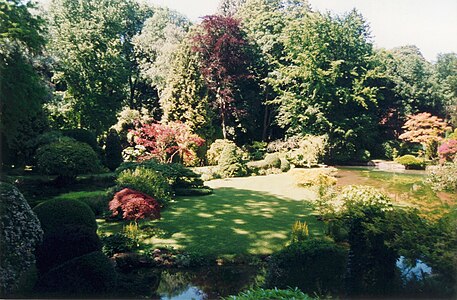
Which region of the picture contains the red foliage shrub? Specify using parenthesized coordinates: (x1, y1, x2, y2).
(109, 188, 161, 221)
(132, 121, 204, 163)
(438, 139, 457, 163)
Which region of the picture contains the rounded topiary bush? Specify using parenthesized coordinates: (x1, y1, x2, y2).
(33, 198, 97, 234)
(116, 167, 171, 206)
(36, 251, 116, 298)
(36, 140, 102, 182)
(395, 155, 425, 170)
(265, 238, 347, 295)
(35, 225, 102, 273)
(0, 183, 43, 296)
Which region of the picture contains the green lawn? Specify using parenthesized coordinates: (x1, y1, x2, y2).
(98, 173, 324, 256)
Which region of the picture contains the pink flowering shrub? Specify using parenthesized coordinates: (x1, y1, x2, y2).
(438, 139, 457, 163)
(109, 188, 161, 221)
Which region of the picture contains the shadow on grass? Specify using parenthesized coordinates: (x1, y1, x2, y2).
(111, 187, 324, 256)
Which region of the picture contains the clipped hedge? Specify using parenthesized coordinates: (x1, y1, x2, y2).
(33, 198, 97, 234)
(36, 251, 116, 298)
(0, 183, 43, 296)
(62, 128, 99, 152)
(35, 225, 102, 273)
(36, 140, 102, 181)
(395, 155, 425, 170)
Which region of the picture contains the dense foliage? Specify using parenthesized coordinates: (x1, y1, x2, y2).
(109, 188, 161, 221)
(265, 238, 347, 295)
(0, 183, 43, 296)
(36, 251, 117, 298)
(36, 140, 102, 182)
(225, 288, 314, 300)
(116, 167, 171, 206)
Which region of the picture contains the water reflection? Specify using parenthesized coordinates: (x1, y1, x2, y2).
(396, 256, 432, 281)
(118, 265, 262, 299)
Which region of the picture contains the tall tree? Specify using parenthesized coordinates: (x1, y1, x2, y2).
(0, 0, 48, 165)
(133, 7, 191, 98)
(271, 10, 381, 162)
(236, 0, 311, 140)
(47, 0, 130, 134)
(435, 53, 457, 126)
(161, 35, 213, 140)
(191, 15, 255, 140)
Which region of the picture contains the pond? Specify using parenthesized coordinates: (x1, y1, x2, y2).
(116, 265, 263, 299)
(336, 166, 456, 218)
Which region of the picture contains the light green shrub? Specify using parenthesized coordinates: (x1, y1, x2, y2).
(225, 288, 314, 300)
(116, 167, 172, 206)
(286, 135, 328, 167)
(207, 139, 245, 165)
(217, 143, 247, 178)
(395, 155, 425, 170)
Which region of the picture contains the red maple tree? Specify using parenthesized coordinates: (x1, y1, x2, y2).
(132, 121, 205, 163)
(109, 188, 161, 221)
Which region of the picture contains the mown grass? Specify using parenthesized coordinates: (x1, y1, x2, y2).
(98, 183, 323, 256)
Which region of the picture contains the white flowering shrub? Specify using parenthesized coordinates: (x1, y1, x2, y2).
(0, 183, 43, 296)
(339, 185, 393, 212)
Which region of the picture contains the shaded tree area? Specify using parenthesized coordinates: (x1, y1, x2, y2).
(1, 0, 455, 168)
(0, 0, 48, 166)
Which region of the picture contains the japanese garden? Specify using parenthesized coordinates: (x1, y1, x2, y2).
(1, 0, 456, 299)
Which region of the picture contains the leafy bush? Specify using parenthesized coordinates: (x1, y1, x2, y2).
(116, 167, 171, 206)
(382, 140, 400, 159)
(62, 128, 99, 152)
(116, 160, 206, 195)
(286, 135, 328, 167)
(109, 188, 161, 221)
(104, 128, 123, 171)
(101, 233, 138, 257)
(207, 139, 244, 165)
(217, 143, 247, 178)
(36, 140, 102, 182)
(33, 198, 97, 234)
(0, 183, 43, 296)
(245, 141, 267, 161)
(293, 167, 338, 187)
(265, 238, 347, 295)
(427, 164, 457, 192)
(35, 225, 102, 273)
(395, 155, 425, 170)
(225, 288, 314, 300)
(36, 251, 116, 298)
(438, 139, 457, 163)
(264, 153, 281, 169)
